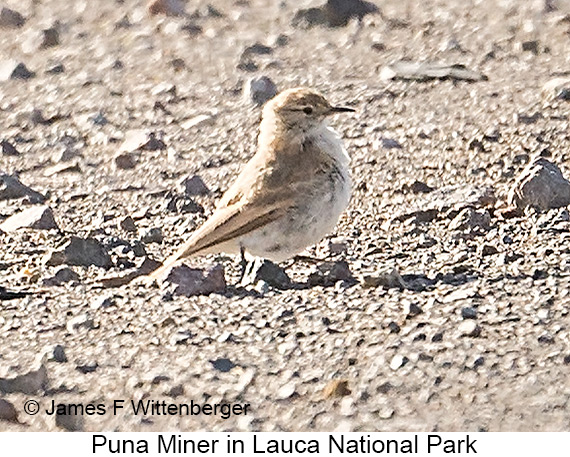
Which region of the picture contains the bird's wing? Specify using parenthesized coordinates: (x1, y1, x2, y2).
(148, 189, 295, 280)
(148, 139, 330, 279)
(176, 196, 292, 258)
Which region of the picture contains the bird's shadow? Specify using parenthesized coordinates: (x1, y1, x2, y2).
(221, 280, 317, 298)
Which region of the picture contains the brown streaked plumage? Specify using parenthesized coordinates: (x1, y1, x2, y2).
(147, 87, 354, 281)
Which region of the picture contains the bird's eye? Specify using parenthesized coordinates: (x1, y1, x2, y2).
(302, 106, 313, 115)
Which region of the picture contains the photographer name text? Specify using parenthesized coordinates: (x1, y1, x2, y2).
(44, 399, 249, 420)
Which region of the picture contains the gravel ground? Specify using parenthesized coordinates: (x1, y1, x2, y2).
(1, 0, 570, 432)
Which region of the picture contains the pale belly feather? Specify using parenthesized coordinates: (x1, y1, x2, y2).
(240, 126, 351, 262)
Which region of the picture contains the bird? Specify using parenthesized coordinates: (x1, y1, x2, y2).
(146, 87, 355, 282)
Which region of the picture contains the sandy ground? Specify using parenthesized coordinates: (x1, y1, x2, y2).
(1, 0, 570, 431)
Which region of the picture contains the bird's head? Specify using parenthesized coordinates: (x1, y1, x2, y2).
(263, 87, 354, 134)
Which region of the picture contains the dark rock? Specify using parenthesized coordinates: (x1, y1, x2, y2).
(468, 138, 486, 152)
(380, 60, 487, 82)
(401, 273, 436, 291)
(66, 314, 95, 333)
(165, 264, 226, 296)
(165, 194, 204, 213)
(449, 207, 491, 232)
(63, 237, 112, 269)
(151, 374, 170, 385)
(533, 269, 548, 280)
(165, 384, 184, 398)
(119, 130, 166, 153)
(0, 286, 33, 300)
(147, 0, 186, 16)
(180, 22, 203, 36)
(520, 40, 539, 54)
(56, 409, 84, 431)
(44, 28, 60, 48)
(371, 41, 386, 52)
(1, 140, 20, 156)
(308, 260, 354, 287)
(90, 112, 108, 126)
(508, 158, 570, 211)
(272, 34, 289, 47)
(361, 268, 405, 289)
(237, 60, 258, 72)
(388, 322, 400, 333)
(42, 250, 66, 267)
(170, 330, 194, 345)
(0, 399, 18, 423)
(132, 242, 147, 257)
(30, 108, 58, 125)
(0, 205, 58, 231)
(180, 175, 210, 196)
(0, 60, 35, 80)
(538, 332, 554, 344)
(405, 302, 423, 317)
(0, 364, 48, 395)
(406, 180, 434, 194)
(110, 12, 136, 29)
(29, 108, 46, 125)
(169, 58, 186, 71)
(479, 244, 498, 256)
(293, 0, 379, 28)
(98, 256, 160, 288)
(380, 138, 402, 149)
(244, 76, 278, 106)
(114, 152, 137, 170)
(22, 27, 60, 53)
(241, 259, 291, 289)
(75, 360, 98, 374)
(140, 227, 163, 244)
(472, 356, 485, 369)
(242, 43, 273, 58)
(461, 307, 477, 319)
(432, 332, 444, 342)
(0, 174, 45, 202)
(91, 296, 114, 310)
(43, 266, 79, 286)
(210, 358, 236, 373)
(0, 7, 25, 28)
(119, 216, 137, 232)
(516, 112, 541, 125)
(46, 63, 65, 74)
(52, 345, 67, 363)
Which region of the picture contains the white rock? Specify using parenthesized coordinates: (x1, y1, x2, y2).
(276, 382, 296, 400)
(181, 114, 215, 130)
(542, 77, 570, 101)
(0, 206, 58, 231)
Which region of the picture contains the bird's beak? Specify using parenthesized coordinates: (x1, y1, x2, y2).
(329, 106, 355, 114)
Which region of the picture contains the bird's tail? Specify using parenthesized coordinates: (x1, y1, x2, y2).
(147, 242, 201, 280)
(147, 257, 177, 280)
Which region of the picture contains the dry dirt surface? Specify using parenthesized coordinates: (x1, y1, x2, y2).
(1, 0, 570, 432)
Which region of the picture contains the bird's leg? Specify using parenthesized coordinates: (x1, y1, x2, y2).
(239, 245, 248, 283)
